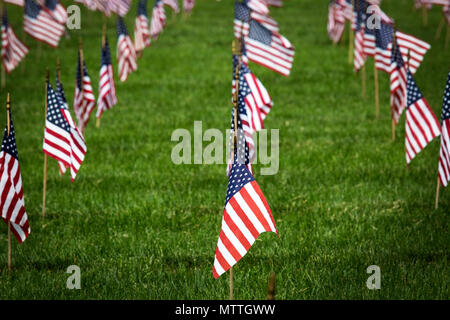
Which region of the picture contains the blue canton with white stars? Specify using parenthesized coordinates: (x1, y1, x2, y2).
(45, 0, 59, 10)
(101, 37, 112, 67)
(47, 83, 70, 133)
(225, 160, 255, 207)
(248, 20, 272, 46)
(2, 8, 9, 30)
(235, 1, 250, 22)
(406, 71, 423, 108)
(117, 17, 129, 37)
(138, 0, 148, 17)
(354, 0, 367, 32)
(56, 78, 68, 109)
(375, 21, 393, 50)
(76, 52, 90, 90)
(1, 113, 19, 160)
(25, 0, 42, 19)
(391, 43, 404, 67)
(441, 73, 450, 121)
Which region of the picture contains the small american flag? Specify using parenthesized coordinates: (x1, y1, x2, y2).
(163, 0, 179, 13)
(213, 156, 277, 279)
(44, 83, 87, 181)
(353, 0, 366, 72)
(389, 44, 407, 125)
(135, 0, 151, 54)
(1, 8, 28, 74)
(234, 1, 278, 39)
(328, 1, 345, 44)
(0, 109, 30, 243)
(117, 17, 137, 82)
(405, 71, 441, 164)
(97, 37, 118, 120)
(183, 0, 195, 13)
(245, 19, 294, 77)
(394, 31, 430, 75)
(437, 73, 450, 187)
(74, 51, 96, 132)
(24, 0, 64, 48)
(56, 76, 70, 175)
(150, 0, 166, 39)
(42, 0, 67, 25)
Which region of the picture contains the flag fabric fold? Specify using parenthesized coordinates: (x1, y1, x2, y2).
(97, 37, 118, 119)
(150, 0, 166, 39)
(74, 51, 96, 132)
(1, 8, 29, 73)
(135, 0, 151, 54)
(438, 73, 450, 187)
(117, 16, 137, 82)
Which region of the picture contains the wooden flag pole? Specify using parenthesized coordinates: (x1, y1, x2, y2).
(267, 272, 276, 300)
(435, 177, 440, 209)
(42, 69, 49, 217)
(392, 119, 396, 141)
(361, 64, 366, 100)
(422, 6, 428, 26)
(97, 24, 107, 129)
(6, 92, 11, 271)
(435, 16, 445, 40)
(374, 60, 379, 119)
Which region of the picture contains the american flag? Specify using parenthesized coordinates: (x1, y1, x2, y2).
(44, 83, 87, 181)
(266, 0, 282, 7)
(374, 20, 393, 73)
(1, 8, 28, 74)
(244, 19, 294, 77)
(4, 0, 24, 6)
(163, 0, 179, 13)
(117, 17, 137, 82)
(422, 0, 450, 5)
(97, 37, 117, 120)
(75, 0, 111, 15)
(328, 1, 345, 44)
(395, 31, 430, 75)
(150, 0, 166, 39)
(213, 156, 277, 279)
(438, 73, 450, 187)
(363, 5, 393, 57)
(339, 0, 353, 22)
(234, 1, 278, 39)
(24, 0, 64, 48)
(353, 1, 366, 72)
(56, 76, 69, 175)
(389, 44, 407, 125)
(183, 0, 195, 13)
(74, 51, 96, 132)
(42, 0, 67, 25)
(405, 71, 441, 164)
(0, 109, 30, 243)
(135, 0, 151, 54)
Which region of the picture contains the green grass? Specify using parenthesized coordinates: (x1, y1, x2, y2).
(0, 0, 448, 299)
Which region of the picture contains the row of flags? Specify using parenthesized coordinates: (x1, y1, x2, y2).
(327, 1, 450, 193)
(1, 0, 197, 245)
(1, 0, 195, 75)
(213, 0, 292, 280)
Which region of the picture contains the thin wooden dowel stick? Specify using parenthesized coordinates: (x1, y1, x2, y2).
(6, 92, 11, 271)
(229, 267, 233, 300)
(42, 69, 49, 217)
(374, 61, 379, 119)
(1, 66, 5, 90)
(348, 24, 353, 65)
(422, 6, 428, 26)
(361, 64, 366, 100)
(435, 177, 440, 209)
(435, 16, 445, 40)
(392, 119, 396, 141)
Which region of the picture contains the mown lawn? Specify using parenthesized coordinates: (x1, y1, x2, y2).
(0, 0, 448, 299)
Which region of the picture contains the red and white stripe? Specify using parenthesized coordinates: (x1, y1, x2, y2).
(163, 0, 179, 13)
(44, 1, 67, 25)
(265, 0, 282, 7)
(0, 152, 30, 243)
(354, 28, 366, 72)
(135, 15, 151, 53)
(389, 58, 407, 125)
(110, 0, 131, 17)
(405, 98, 441, 164)
(328, 2, 345, 44)
(1, 21, 28, 74)
(150, 3, 166, 39)
(97, 64, 117, 119)
(245, 32, 294, 77)
(74, 73, 96, 133)
(395, 31, 430, 75)
(438, 119, 450, 187)
(248, 0, 269, 15)
(117, 33, 137, 82)
(24, 5, 64, 48)
(212, 180, 277, 279)
(4, 0, 24, 6)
